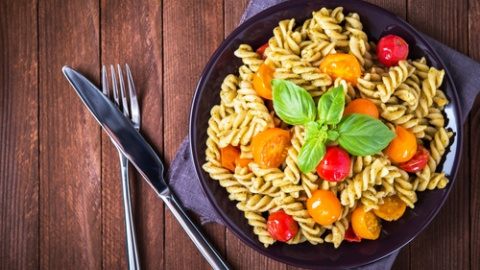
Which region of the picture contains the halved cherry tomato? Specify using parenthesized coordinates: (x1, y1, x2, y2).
(319, 53, 362, 86)
(253, 63, 275, 100)
(256, 43, 269, 60)
(373, 195, 407, 221)
(220, 145, 252, 172)
(316, 146, 351, 182)
(343, 98, 379, 119)
(351, 205, 381, 240)
(376, 34, 409, 67)
(266, 210, 298, 242)
(385, 126, 417, 164)
(399, 145, 430, 173)
(306, 189, 342, 226)
(344, 224, 361, 242)
(251, 128, 291, 168)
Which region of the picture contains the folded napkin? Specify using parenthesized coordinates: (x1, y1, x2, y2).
(167, 0, 480, 269)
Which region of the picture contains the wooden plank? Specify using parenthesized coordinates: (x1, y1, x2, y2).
(100, 0, 165, 269)
(162, 0, 226, 269)
(468, 1, 480, 269)
(407, 0, 470, 269)
(38, 0, 102, 268)
(0, 0, 39, 269)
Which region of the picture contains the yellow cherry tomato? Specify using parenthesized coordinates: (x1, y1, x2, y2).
(306, 189, 342, 226)
(351, 205, 381, 240)
(251, 128, 291, 168)
(320, 53, 362, 86)
(373, 195, 407, 221)
(253, 63, 275, 100)
(385, 126, 417, 163)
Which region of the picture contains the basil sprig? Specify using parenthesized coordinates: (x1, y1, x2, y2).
(271, 79, 395, 173)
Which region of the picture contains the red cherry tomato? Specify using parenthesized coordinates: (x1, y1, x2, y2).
(376, 34, 409, 67)
(256, 43, 269, 60)
(344, 224, 361, 242)
(266, 210, 298, 242)
(316, 146, 351, 182)
(399, 145, 430, 173)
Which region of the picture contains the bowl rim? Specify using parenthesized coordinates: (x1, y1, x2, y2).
(189, 0, 463, 268)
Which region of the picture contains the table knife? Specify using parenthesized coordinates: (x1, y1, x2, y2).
(62, 66, 230, 270)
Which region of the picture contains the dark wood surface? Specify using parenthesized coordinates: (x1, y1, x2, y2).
(1, 0, 478, 269)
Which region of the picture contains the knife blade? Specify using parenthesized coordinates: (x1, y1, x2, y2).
(62, 66, 230, 270)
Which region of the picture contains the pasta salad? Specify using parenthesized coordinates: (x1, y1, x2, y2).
(202, 6, 453, 248)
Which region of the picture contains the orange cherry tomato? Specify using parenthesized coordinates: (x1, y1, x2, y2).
(343, 98, 379, 119)
(220, 145, 252, 172)
(351, 205, 381, 240)
(251, 128, 291, 168)
(319, 53, 362, 86)
(373, 195, 407, 221)
(253, 63, 275, 100)
(306, 189, 342, 226)
(385, 126, 417, 163)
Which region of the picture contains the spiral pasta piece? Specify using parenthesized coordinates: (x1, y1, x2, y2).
(234, 44, 264, 72)
(376, 60, 415, 102)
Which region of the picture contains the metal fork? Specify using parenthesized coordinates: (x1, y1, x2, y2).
(102, 64, 141, 270)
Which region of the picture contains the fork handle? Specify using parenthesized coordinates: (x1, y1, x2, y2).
(119, 153, 141, 270)
(160, 191, 231, 270)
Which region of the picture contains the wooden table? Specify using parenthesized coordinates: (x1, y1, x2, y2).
(1, 0, 478, 269)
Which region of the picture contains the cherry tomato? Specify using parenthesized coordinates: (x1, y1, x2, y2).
(220, 145, 252, 172)
(385, 126, 417, 164)
(256, 43, 269, 60)
(316, 146, 351, 182)
(344, 224, 361, 242)
(373, 195, 407, 221)
(266, 210, 298, 242)
(253, 63, 275, 100)
(351, 205, 381, 240)
(376, 34, 409, 67)
(319, 53, 362, 86)
(251, 128, 291, 168)
(343, 98, 379, 119)
(399, 145, 430, 173)
(306, 189, 342, 226)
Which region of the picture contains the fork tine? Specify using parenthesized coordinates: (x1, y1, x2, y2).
(117, 64, 130, 118)
(102, 66, 109, 98)
(125, 64, 140, 129)
(110, 65, 120, 107)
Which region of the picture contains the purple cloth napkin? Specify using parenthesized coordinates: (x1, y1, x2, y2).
(166, 0, 480, 269)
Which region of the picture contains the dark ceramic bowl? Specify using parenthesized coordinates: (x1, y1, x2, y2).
(189, 0, 462, 268)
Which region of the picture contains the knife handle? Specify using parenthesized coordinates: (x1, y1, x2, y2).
(160, 191, 231, 270)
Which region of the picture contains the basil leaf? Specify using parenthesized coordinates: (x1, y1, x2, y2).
(327, 130, 339, 141)
(272, 79, 316, 125)
(304, 121, 327, 142)
(298, 137, 326, 173)
(317, 85, 345, 125)
(337, 114, 396, 156)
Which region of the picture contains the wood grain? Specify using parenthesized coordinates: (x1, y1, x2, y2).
(162, 0, 226, 269)
(0, 0, 39, 269)
(0, 0, 479, 269)
(38, 0, 102, 268)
